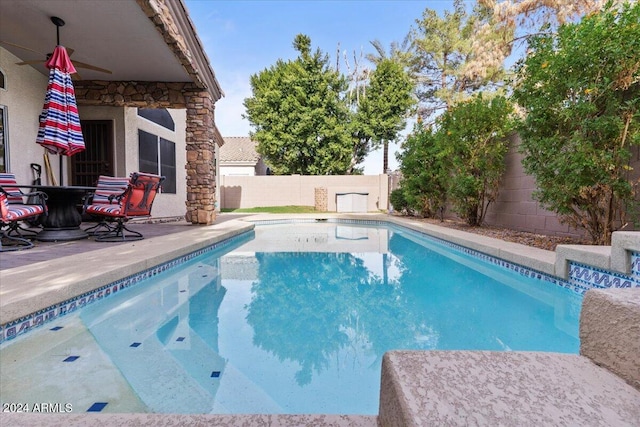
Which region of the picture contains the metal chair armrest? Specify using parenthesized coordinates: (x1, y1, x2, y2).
(107, 187, 130, 204)
(82, 191, 96, 213)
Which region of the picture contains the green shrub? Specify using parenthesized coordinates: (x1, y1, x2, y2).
(512, 2, 640, 244)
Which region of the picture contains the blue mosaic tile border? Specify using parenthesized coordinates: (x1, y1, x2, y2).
(390, 224, 586, 294)
(397, 224, 639, 294)
(0, 232, 251, 345)
(632, 251, 640, 280)
(569, 260, 639, 290)
(251, 218, 387, 226)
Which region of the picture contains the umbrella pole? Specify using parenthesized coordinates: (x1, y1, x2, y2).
(43, 151, 57, 186)
(59, 155, 63, 186)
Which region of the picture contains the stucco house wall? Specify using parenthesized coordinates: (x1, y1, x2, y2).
(133, 107, 187, 219)
(0, 47, 48, 183)
(0, 46, 188, 219)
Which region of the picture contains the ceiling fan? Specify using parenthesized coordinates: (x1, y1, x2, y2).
(1, 16, 112, 78)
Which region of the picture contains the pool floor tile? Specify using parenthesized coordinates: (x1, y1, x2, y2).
(87, 402, 108, 412)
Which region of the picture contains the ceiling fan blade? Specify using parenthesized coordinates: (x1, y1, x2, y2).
(0, 40, 44, 55)
(72, 60, 112, 74)
(16, 60, 45, 65)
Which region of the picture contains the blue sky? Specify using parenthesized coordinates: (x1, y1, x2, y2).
(185, 1, 456, 174)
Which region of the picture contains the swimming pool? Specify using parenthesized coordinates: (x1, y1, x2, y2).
(0, 222, 582, 414)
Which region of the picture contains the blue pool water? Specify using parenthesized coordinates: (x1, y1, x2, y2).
(3, 222, 583, 414)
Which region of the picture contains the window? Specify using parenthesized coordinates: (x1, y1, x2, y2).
(138, 130, 176, 193)
(0, 69, 5, 90)
(137, 108, 175, 131)
(0, 105, 8, 173)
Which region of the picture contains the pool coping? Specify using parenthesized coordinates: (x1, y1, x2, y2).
(0, 219, 254, 326)
(0, 413, 379, 426)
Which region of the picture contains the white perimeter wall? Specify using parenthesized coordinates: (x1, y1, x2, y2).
(220, 174, 389, 212)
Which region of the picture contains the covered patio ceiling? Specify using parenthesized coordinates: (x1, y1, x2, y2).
(0, 0, 221, 97)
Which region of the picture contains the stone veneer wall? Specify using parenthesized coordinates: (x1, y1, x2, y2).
(184, 89, 217, 224)
(74, 81, 190, 108)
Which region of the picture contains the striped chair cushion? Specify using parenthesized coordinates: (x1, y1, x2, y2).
(85, 204, 123, 217)
(92, 176, 129, 205)
(0, 193, 45, 222)
(0, 173, 24, 204)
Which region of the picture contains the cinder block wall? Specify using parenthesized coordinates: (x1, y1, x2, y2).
(220, 174, 389, 212)
(483, 134, 639, 238)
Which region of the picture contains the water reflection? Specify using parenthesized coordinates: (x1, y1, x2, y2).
(245, 251, 437, 386)
(69, 224, 581, 414)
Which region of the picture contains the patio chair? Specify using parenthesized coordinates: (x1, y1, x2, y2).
(0, 190, 47, 252)
(85, 172, 165, 242)
(82, 175, 130, 235)
(0, 173, 46, 236)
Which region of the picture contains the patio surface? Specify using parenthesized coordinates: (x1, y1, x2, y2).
(0, 214, 251, 271)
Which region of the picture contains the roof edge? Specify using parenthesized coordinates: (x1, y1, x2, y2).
(137, 0, 224, 101)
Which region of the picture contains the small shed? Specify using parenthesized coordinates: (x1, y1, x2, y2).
(336, 192, 368, 213)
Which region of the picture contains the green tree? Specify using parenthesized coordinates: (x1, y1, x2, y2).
(396, 123, 449, 218)
(512, 2, 640, 244)
(438, 93, 515, 226)
(409, 1, 501, 120)
(366, 37, 413, 68)
(357, 59, 414, 173)
(244, 34, 353, 175)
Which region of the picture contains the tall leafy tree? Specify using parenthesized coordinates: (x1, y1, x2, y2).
(366, 37, 413, 68)
(396, 123, 449, 218)
(438, 93, 515, 226)
(396, 93, 514, 224)
(512, 2, 640, 244)
(357, 59, 414, 173)
(244, 34, 353, 175)
(469, 0, 613, 82)
(408, 0, 498, 121)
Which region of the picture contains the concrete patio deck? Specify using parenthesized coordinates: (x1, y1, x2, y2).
(0, 214, 252, 271)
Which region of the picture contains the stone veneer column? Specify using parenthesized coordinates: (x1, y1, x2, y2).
(184, 90, 217, 224)
(315, 187, 328, 212)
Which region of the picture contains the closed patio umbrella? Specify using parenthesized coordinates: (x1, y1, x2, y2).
(36, 45, 85, 185)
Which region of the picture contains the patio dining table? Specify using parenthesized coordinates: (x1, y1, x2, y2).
(19, 185, 96, 241)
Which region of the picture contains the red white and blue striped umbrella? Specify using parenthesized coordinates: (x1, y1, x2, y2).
(36, 45, 85, 158)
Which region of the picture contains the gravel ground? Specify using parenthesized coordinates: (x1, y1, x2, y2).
(406, 216, 591, 251)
